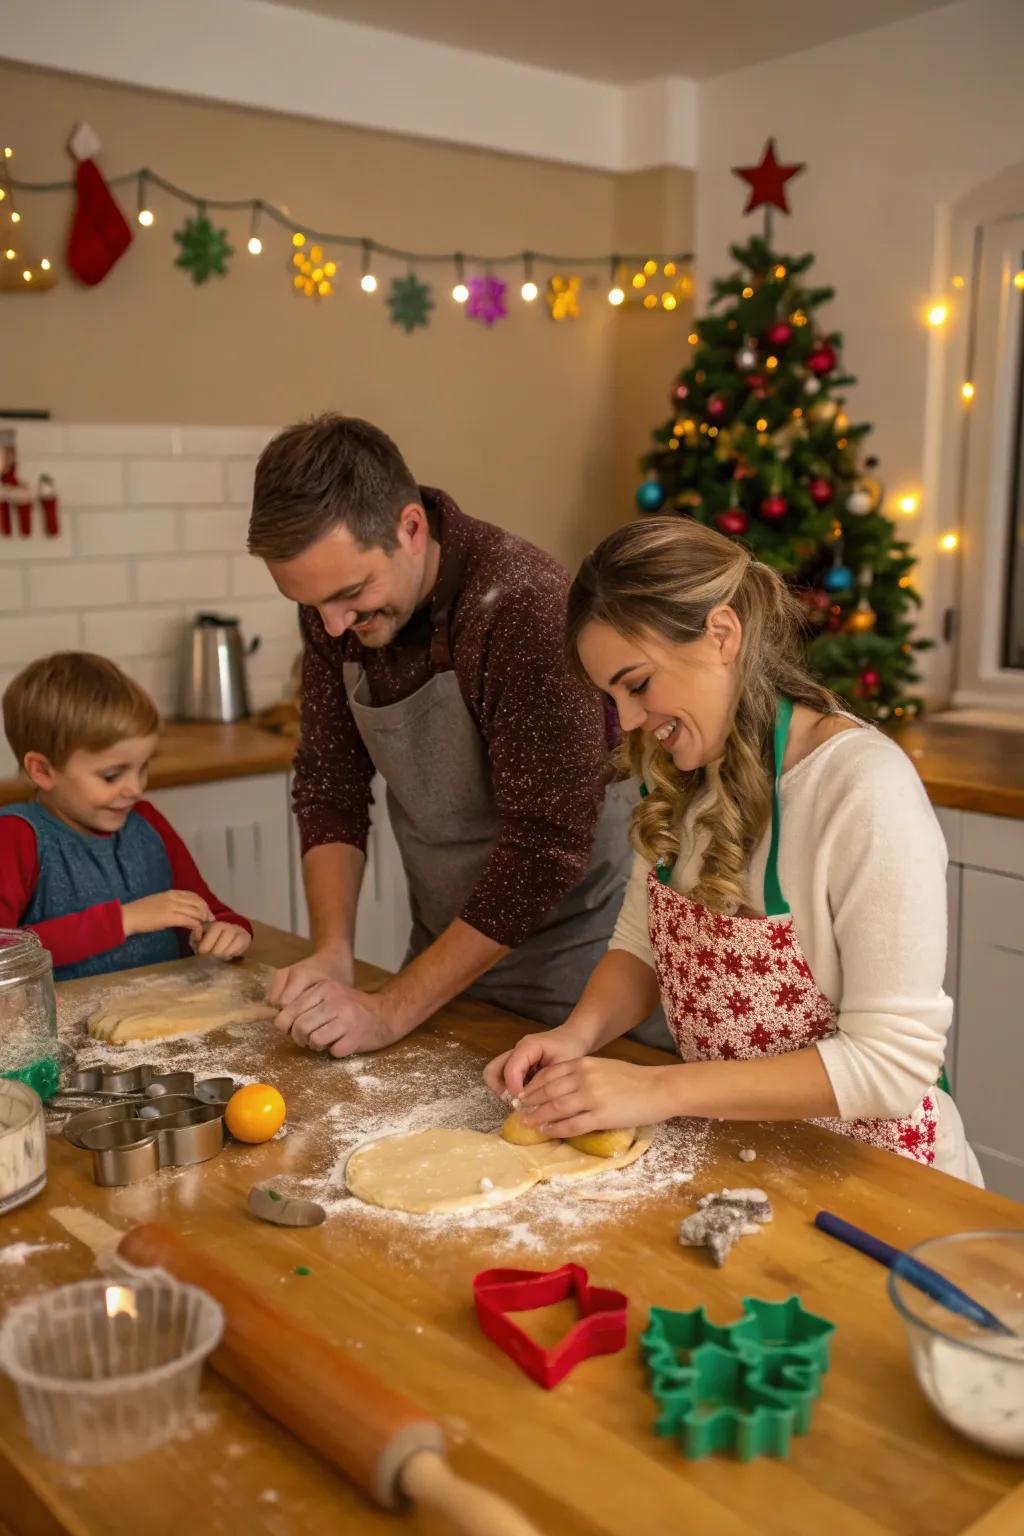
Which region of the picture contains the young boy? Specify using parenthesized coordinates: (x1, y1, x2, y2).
(0, 652, 253, 981)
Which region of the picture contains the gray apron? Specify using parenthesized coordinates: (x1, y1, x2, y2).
(341, 621, 637, 1029)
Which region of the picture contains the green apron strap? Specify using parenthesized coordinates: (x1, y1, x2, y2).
(764, 697, 793, 918)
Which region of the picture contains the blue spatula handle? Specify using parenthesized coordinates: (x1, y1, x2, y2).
(814, 1211, 1013, 1336)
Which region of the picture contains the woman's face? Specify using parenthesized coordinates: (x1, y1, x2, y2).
(577, 609, 743, 772)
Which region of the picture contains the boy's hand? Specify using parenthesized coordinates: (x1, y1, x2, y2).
(193, 921, 252, 960)
(122, 889, 212, 940)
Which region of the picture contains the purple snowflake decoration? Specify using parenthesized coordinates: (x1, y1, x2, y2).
(465, 273, 507, 327)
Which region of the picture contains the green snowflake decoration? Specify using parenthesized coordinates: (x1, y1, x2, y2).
(174, 210, 232, 285)
(387, 272, 433, 332)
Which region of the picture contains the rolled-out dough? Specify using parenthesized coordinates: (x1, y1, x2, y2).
(345, 1125, 655, 1214)
(87, 982, 275, 1044)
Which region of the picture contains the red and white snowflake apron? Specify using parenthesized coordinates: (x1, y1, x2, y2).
(646, 698, 938, 1165)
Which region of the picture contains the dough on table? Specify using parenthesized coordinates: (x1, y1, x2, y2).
(346, 1125, 655, 1214)
(500, 1110, 636, 1160)
(87, 982, 275, 1044)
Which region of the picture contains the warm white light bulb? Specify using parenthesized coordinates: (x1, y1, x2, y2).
(247, 235, 263, 255)
(521, 280, 538, 302)
(40, 258, 51, 271)
(608, 286, 625, 306)
(361, 273, 378, 293)
(927, 303, 948, 327)
(452, 282, 469, 304)
(138, 208, 154, 228)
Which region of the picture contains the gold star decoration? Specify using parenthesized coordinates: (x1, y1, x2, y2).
(291, 235, 336, 298)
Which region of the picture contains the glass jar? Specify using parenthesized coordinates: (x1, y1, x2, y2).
(0, 930, 59, 1101)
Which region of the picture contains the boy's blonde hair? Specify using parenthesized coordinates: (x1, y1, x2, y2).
(3, 653, 160, 769)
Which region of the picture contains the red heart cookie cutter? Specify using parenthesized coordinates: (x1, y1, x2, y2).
(472, 1262, 628, 1389)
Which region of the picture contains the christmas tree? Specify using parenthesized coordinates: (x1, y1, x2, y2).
(634, 142, 928, 724)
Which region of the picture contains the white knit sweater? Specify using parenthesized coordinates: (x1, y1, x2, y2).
(609, 725, 979, 1180)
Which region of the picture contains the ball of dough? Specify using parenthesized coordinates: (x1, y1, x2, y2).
(500, 1109, 556, 1146)
(567, 1127, 636, 1158)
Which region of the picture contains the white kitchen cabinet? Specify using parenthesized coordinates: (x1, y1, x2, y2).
(955, 865, 1024, 1200)
(287, 773, 411, 973)
(147, 772, 293, 932)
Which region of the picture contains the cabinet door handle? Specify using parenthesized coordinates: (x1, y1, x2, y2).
(369, 828, 381, 902)
(225, 826, 235, 873)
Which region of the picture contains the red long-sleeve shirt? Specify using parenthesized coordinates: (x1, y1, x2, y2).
(0, 800, 252, 971)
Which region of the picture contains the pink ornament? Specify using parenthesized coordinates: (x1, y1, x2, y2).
(861, 668, 881, 689)
(706, 394, 728, 420)
(716, 508, 749, 536)
(807, 342, 837, 376)
(465, 274, 507, 327)
(760, 494, 789, 521)
(808, 477, 833, 506)
(672, 383, 689, 404)
(766, 322, 793, 348)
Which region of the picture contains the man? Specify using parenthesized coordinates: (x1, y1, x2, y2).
(248, 414, 644, 1058)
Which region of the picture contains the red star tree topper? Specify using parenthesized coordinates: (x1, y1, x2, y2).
(732, 138, 805, 216)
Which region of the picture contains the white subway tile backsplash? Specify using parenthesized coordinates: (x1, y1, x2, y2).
(0, 425, 304, 714)
(28, 562, 130, 610)
(0, 523, 77, 562)
(0, 422, 66, 457)
(62, 425, 178, 457)
(77, 509, 179, 557)
(182, 507, 251, 552)
(19, 458, 125, 507)
(230, 553, 278, 597)
(176, 427, 276, 458)
(0, 568, 24, 609)
(226, 459, 258, 505)
(136, 557, 229, 603)
(118, 654, 181, 716)
(0, 612, 81, 665)
(83, 605, 186, 658)
(230, 596, 300, 643)
(127, 459, 224, 506)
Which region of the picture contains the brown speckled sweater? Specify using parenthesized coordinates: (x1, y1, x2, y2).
(292, 489, 615, 949)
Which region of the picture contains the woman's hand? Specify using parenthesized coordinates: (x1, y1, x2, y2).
(483, 1023, 592, 1100)
(517, 1056, 680, 1138)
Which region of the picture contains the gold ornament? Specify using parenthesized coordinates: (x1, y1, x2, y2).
(547, 274, 581, 320)
(291, 240, 336, 298)
(846, 600, 877, 633)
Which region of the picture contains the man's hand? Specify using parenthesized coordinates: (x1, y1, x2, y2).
(273, 978, 404, 1058)
(268, 947, 355, 1012)
(123, 889, 212, 941)
(517, 1056, 679, 1139)
(193, 921, 252, 960)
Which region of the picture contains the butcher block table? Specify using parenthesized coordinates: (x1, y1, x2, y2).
(1, 924, 1021, 1536)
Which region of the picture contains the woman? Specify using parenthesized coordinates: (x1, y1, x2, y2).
(484, 517, 980, 1183)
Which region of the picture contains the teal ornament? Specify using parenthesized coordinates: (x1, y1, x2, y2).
(636, 479, 665, 512)
(823, 565, 853, 593)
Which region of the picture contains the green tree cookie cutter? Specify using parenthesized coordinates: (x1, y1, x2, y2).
(640, 1295, 836, 1461)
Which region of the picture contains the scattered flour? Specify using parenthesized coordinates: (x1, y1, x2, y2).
(739, 1148, 757, 1163)
(0, 1239, 67, 1267)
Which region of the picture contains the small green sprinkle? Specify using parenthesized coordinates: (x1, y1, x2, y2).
(293, 1265, 312, 1276)
(266, 1189, 282, 1202)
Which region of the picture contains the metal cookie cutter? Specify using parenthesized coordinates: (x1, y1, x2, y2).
(63, 1095, 225, 1188)
(62, 1065, 239, 1103)
(472, 1263, 628, 1389)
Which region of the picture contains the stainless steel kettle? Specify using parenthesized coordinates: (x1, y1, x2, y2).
(180, 612, 260, 723)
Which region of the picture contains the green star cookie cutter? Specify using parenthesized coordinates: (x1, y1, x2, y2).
(640, 1295, 835, 1461)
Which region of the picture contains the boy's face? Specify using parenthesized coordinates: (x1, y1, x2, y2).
(26, 735, 160, 836)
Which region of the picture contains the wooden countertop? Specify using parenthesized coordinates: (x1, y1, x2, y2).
(889, 718, 1024, 821)
(1, 925, 1021, 1536)
(0, 720, 297, 807)
(1, 714, 1021, 819)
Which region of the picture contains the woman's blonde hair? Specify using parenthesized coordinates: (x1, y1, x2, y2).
(567, 517, 838, 914)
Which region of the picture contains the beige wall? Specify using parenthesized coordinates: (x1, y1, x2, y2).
(0, 60, 693, 570)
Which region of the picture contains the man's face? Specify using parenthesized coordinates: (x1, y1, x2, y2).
(267, 507, 432, 648)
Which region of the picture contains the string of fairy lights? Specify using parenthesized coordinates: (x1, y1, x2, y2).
(0, 152, 694, 320)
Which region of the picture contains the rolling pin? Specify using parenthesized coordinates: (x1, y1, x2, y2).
(119, 1223, 540, 1536)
